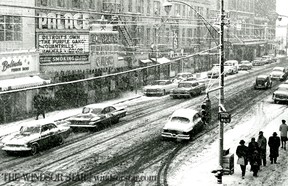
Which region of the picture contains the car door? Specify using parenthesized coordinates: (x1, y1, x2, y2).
(100, 107, 112, 126)
(47, 123, 59, 145)
(39, 124, 52, 149)
(193, 113, 203, 132)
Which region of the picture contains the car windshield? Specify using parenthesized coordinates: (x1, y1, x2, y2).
(151, 81, 167, 85)
(20, 126, 40, 134)
(82, 107, 102, 114)
(171, 116, 190, 124)
(178, 83, 192, 88)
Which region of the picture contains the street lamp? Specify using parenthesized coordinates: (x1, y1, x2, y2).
(164, 0, 226, 183)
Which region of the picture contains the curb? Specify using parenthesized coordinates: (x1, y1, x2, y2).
(115, 95, 142, 104)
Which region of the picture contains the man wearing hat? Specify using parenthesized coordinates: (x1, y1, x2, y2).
(268, 132, 281, 164)
(257, 131, 267, 166)
(236, 140, 249, 179)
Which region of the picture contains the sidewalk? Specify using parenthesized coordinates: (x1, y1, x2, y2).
(0, 90, 142, 140)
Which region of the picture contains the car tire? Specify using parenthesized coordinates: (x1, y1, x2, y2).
(30, 144, 39, 155)
(58, 135, 64, 145)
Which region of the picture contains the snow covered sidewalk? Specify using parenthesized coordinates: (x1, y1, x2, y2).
(168, 96, 288, 186)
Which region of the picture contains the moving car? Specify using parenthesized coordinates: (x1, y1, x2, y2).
(254, 75, 272, 89)
(207, 64, 227, 78)
(143, 80, 177, 96)
(170, 80, 205, 98)
(224, 60, 238, 74)
(161, 108, 204, 140)
(172, 72, 193, 82)
(1, 121, 71, 155)
(273, 84, 288, 103)
(252, 58, 265, 66)
(67, 103, 127, 130)
(270, 67, 287, 81)
(238, 60, 252, 70)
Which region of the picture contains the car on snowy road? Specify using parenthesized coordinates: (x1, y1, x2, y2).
(143, 80, 178, 96)
(67, 103, 127, 131)
(270, 67, 288, 81)
(161, 109, 204, 140)
(170, 80, 205, 98)
(172, 72, 194, 83)
(1, 121, 71, 155)
(272, 84, 288, 103)
(238, 60, 252, 70)
(254, 75, 272, 89)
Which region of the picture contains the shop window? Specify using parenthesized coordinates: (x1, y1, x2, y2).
(39, 0, 48, 6)
(72, 0, 81, 9)
(0, 15, 22, 41)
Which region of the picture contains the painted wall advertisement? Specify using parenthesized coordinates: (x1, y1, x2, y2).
(38, 33, 89, 63)
(0, 53, 38, 77)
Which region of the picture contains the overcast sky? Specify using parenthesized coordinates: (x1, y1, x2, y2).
(277, 0, 288, 24)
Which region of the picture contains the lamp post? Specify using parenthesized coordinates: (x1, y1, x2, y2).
(164, 0, 226, 182)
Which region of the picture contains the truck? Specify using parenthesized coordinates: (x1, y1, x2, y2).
(170, 80, 206, 98)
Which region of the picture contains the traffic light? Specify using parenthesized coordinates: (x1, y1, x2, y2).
(201, 98, 211, 124)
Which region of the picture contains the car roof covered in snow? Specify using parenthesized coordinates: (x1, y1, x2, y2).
(171, 108, 198, 120)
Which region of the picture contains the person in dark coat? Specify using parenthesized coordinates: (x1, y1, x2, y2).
(249, 149, 261, 177)
(257, 131, 267, 166)
(248, 137, 259, 170)
(268, 132, 281, 164)
(33, 94, 46, 120)
(236, 140, 249, 179)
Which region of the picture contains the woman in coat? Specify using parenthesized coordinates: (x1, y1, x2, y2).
(236, 140, 249, 179)
(268, 132, 281, 164)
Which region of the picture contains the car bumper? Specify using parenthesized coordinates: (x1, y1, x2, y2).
(161, 132, 190, 140)
(144, 91, 164, 96)
(70, 125, 97, 128)
(2, 146, 31, 152)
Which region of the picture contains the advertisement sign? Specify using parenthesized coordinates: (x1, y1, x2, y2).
(0, 54, 37, 76)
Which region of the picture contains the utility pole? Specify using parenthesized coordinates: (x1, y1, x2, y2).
(219, 0, 225, 169)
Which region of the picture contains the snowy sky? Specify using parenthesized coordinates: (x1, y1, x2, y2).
(277, 0, 288, 24)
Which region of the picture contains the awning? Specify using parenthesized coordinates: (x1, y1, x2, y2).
(0, 76, 51, 91)
(140, 59, 152, 63)
(151, 57, 171, 64)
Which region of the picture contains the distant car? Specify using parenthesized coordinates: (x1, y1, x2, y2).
(262, 55, 273, 64)
(1, 121, 71, 155)
(173, 72, 193, 82)
(67, 103, 127, 131)
(224, 60, 238, 74)
(161, 108, 204, 140)
(273, 84, 288, 103)
(254, 75, 272, 89)
(207, 64, 227, 78)
(252, 58, 265, 66)
(238, 60, 252, 70)
(270, 67, 287, 81)
(143, 80, 178, 96)
(170, 80, 205, 98)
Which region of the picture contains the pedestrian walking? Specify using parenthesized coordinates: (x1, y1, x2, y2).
(33, 94, 46, 120)
(257, 131, 267, 167)
(248, 137, 259, 171)
(268, 132, 281, 164)
(279, 120, 288, 150)
(249, 149, 261, 177)
(236, 140, 249, 179)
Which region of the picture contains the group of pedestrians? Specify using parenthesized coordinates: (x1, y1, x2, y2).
(236, 119, 288, 179)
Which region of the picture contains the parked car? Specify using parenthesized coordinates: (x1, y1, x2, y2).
(254, 75, 272, 89)
(143, 80, 178, 96)
(1, 120, 71, 155)
(224, 60, 238, 74)
(207, 64, 227, 78)
(273, 84, 288, 103)
(262, 55, 273, 64)
(170, 80, 206, 98)
(173, 72, 194, 82)
(161, 108, 204, 140)
(270, 67, 288, 81)
(238, 60, 252, 70)
(67, 103, 127, 131)
(252, 58, 265, 66)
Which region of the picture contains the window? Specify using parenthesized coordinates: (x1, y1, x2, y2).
(57, 0, 65, 7)
(175, 4, 180, 16)
(182, 28, 185, 44)
(153, 1, 160, 16)
(166, 28, 169, 42)
(182, 5, 186, 17)
(128, 0, 132, 12)
(146, 28, 151, 44)
(147, 0, 151, 15)
(39, 0, 48, 6)
(88, 0, 95, 9)
(72, 0, 81, 9)
(0, 15, 22, 41)
(136, 0, 144, 13)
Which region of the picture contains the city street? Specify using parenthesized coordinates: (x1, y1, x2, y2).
(0, 58, 287, 186)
